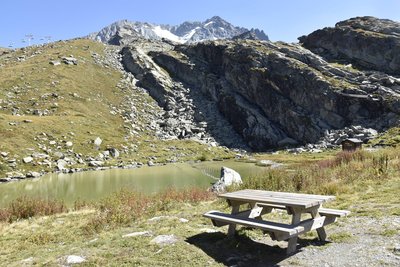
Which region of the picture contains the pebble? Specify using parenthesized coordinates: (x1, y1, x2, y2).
(66, 255, 86, 264)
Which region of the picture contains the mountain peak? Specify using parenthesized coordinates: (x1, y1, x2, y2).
(90, 16, 269, 44)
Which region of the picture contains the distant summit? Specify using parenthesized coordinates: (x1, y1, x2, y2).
(89, 16, 269, 45)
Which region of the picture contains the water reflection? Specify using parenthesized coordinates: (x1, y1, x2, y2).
(0, 161, 268, 207)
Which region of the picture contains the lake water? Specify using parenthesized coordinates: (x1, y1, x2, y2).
(0, 161, 268, 207)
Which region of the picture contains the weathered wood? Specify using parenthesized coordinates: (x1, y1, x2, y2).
(203, 211, 303, 240)
(227, 205, 240, 237)
(219, 190, 335, 209)
(287, 211, 302, 254)
(310, 209, 327, 241)
(318, 208, 350, 217)
(210, 207, 264, 227)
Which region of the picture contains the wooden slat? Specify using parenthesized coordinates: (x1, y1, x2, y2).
(236, 189, 334, 201)
(203, 211, 302, 240)
(319, 208, 350, 217)
(219, 190, 335, 209)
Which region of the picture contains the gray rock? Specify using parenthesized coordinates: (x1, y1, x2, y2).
(108, 148, 120, 158)
(65, 141, 73, 147)
(210, 166, 242, 193)
(66, 255, 86, 264)
(49, 60, 61, 66)
(62, 57, 78, 65)
(88, 160, 104, 167)
(22, 156, 33, 163)
(26, 171, 41, 178)
(147, 160, 155, 166)
(57, 159, 68, 170)
(94, 137, 102, 147)
(0, 152, 8, 157)
(150, 234, 178, 246)
(122, 231, 152, 238)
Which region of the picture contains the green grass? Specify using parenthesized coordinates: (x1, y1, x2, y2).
(0, 39, 234, 177)
(0, 148, 399, 265)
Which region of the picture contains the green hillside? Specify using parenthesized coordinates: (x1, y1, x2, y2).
(0, 39, 232, 177)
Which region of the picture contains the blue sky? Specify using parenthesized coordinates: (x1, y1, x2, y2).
(1, 0, 400, 48)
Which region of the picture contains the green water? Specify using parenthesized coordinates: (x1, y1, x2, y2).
(0, 161, 268, 207)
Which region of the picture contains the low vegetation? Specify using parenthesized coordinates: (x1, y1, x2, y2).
(0, 147, 399, 265)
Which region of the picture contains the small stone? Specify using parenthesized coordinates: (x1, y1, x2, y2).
(49, 60, 61, 66)
(122, 231, 152, 238)
(23, 156, 33, 163)
(26, 171, 41, 178)
(147, 160, 155, 166)
(108, 148, 119, 158)
(65, 141, 73, 147)
(66, 255, 86, 264)
(150, 235, 178, 246)
(0, 152, 9, 157)
(179, 218, 189, 223)
(88, 160, 104, 167)
(49, 140, 56, 145)
(94, 137, 102, 147)
(23, 119, 33, 123)
(57, 159, 68, 170)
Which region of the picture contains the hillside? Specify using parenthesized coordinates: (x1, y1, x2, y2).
(0, 39, 231, 179)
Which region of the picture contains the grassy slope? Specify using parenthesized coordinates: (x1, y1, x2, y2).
(0, 40, 233, 176)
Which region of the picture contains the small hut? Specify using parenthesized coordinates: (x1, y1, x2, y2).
(341, 138, 363, 151)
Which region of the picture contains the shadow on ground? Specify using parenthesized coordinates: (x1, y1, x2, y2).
(186, 231, 330, 267)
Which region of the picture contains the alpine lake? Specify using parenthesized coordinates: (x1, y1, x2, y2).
(0, 160, 270, 208)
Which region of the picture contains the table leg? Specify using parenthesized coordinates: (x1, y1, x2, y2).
(310, 209, 327, 241)
(287, 212, 301, 254)
(227, 205, 240, 237)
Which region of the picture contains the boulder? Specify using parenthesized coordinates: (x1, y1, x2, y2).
(210, 167, 242, 193)
(56, 159, 68, 170)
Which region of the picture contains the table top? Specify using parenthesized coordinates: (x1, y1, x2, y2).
(219, 189, 335, 209)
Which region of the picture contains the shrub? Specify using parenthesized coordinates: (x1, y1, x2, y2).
(0, 196, 66, 223)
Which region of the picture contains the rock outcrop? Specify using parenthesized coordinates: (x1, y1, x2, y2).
(300, 16, 400, 75)
(120, 33, 400, 151)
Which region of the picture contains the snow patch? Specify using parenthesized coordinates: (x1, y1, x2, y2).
(204, 21, 214, 27)
(152, 26, 184, 43)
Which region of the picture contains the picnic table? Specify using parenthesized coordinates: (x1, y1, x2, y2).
(204, 189, 350, 254)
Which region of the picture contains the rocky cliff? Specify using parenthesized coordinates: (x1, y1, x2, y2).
(119, 17, 400, 151)
(300, 16, 400, 75)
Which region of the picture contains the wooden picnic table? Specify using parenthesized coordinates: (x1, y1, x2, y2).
(204, 189, 350, 254)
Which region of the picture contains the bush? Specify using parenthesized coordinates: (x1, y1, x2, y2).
(0, 196, 66, 223)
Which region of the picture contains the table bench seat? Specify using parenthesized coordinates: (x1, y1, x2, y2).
(318, 208, 350, 217)
(256, 203, 350, 218)
(204, 210, 302, 240)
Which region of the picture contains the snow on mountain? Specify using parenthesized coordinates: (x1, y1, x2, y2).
(89, 16, 269, 45)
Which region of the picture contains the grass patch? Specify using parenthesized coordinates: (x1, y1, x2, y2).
(328, 232, 354, 243)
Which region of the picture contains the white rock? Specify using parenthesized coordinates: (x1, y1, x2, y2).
(49, 140, 56, 145)
(122, 231, 152, 238)
(57, 159, 67, 170)
(220, 166, 242, 186)
(66, 255, 86, 264)
(179, 218, 189, 223)
(0, 152, 8, 157)
(66, 141, 73, 147)
(23, 156, 33, 163)
(150, 235, 178, 246)
(94, 137, 102, 147)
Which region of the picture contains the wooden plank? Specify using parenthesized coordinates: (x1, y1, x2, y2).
(223, 190, 335, 201)
(318, 208, 350, 217)
(219, 194, 322, 209)
(211, 207, 263, 227)
(219, 190, 335, 208)
(203, 211, 303, 240)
